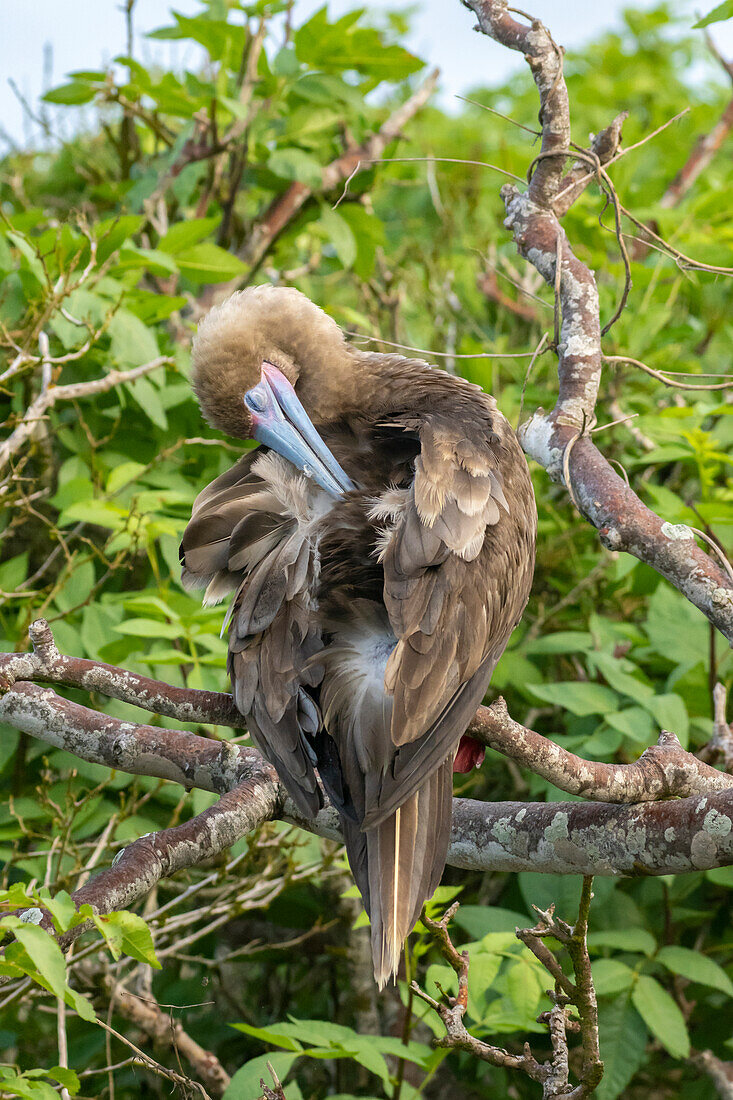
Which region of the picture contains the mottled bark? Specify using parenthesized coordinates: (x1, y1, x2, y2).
(474, 698, 733, 802)
(461, 0, 733, 642)
(5, 623, 729, 810)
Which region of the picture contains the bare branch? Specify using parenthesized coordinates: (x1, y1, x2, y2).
(472, 698, 733, 801)
(105, 977, 231, 1097)
(411, 904, 546, 1082)
(459, 0, 733, 642)
(0, 618, 241, 726)
(6, 621, 730, 805)
(554, 112, 628, 216)
(709, 683, 733, 773)
(412, 889, 603, 1097)
(239, 68, 440, 273)
(0, 356, 172, 475)
(694, 1049, 733, 1100)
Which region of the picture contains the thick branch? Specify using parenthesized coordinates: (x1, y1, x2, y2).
(554, 112, 628, 216)
(460, 1, 733, 641)
(0, 681, 251, 794)
(474, 698, 733, 800)
(0, 619, 241, 727)
(443, 790, 733, 875)
(4, 625, 733, 882)
(4, 623, 731, 807)
(6, 669, 733, 877)
(73, 775, 279, 918)
(463, 1, 569, 206)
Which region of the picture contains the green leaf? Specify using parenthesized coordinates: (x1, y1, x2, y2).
(6, 921, 67, 1000)
(592, 959, 635, 997)
(47, 1066, 80, 1093)
(504, 958, 542, 1021)
(656, 945, 733, 996)
(159, 217, 220, 254)
(604, 707, 656, 744)
(527, 681, 618, 716)
(694, 0, 733, 27)
(465, 952, 503, 1021)
(267, 147, 323, 188)
(115, 618, 181, 639)
(588, 928, 657, 956)
(58, 500, 127, 530)
(596, 995, 648, 1100)
(631, 975, 690, 1058)
(115, 245, 179, 276)
(106, 462, 147, 495)
(523, 631, 594, 654)
(453, 905, 529, 939)
(639, 694, 689, 748)
(108, 308, 160, 368)
(318, 205, 357, 268)
(223, 1052, 298, 1100)
(43, 82, 96, 105)
(129, 374, 168, 430)
(98, 910, 161, 968)
(230, 1022, 302, 1052)
(0, 1075, 60, 1099)
(176, 243, 247, 285)
(37, 890, 75, 934)
(589, 652, 654, 700)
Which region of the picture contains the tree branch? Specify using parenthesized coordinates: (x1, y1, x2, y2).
(473, 697, 733, 800)
(460, 0, 733, 642)
(660, 35, 733, 209)
(3, 621, 733, 936)
(4, 622, 731, 807)
(554, 111, 628, 216)
(412, 889, 603, 1098)
(242, 67, 439, 271)
(0, 356, 172, 476)
(104, 977, 232, 1097)
(0, 618, 242, 727)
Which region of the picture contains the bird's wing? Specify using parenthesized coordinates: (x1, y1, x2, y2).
(365, 414, 534, 827)
(180, 450, 327, 817)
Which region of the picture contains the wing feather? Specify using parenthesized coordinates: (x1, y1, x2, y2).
(180, 449, 329, 818)
(369, 414, 536, 819)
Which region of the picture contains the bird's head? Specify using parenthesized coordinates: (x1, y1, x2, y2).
(192, 285, 355, 496)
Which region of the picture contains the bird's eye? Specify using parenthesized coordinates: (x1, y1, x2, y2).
(244, 390, 267, 412)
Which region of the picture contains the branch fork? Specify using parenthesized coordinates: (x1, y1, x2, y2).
(412, 884, 602, 1097)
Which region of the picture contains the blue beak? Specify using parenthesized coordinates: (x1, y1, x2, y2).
(244, 362, 355, 498)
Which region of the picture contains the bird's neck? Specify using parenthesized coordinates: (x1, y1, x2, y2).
(298, 348, 495, 430)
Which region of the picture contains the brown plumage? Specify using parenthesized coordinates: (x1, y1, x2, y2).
(181, 285, 536, 986)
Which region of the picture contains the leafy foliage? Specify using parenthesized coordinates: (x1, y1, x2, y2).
(0, 1, 732, 1097)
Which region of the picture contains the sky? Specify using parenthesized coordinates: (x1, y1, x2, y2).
(2, 0, 732, 150)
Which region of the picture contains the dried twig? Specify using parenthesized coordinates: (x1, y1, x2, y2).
(106, 978, 231, 1097)
(604, 354, 733, 391)
(412, 887, 603, 1097)
(0, 356, 172, 475)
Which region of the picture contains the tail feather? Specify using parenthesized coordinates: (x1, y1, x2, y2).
(344, 758, 453, 988)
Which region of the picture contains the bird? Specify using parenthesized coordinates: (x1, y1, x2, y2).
(180, 285, 536, 986)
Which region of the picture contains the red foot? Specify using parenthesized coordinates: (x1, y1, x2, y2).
(453, 734, 485, 773)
